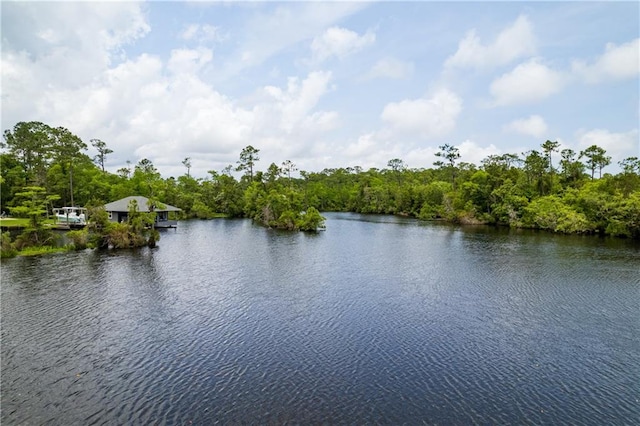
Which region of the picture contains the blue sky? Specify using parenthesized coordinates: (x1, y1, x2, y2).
(2, 1, 638, 178)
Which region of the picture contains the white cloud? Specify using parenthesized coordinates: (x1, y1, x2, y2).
(2, 2, 637, 177)
(576, 129, 639, 163)
(261, 71, 335, 133)
(219, 2, 366, 76)
(572, 38, 640, 84)
(503, 115, 548, 138)
(180, 24, 200, 41)
(180, 24, 224, 43)
(404, 141, 501, 168)
(167, 47, 213, 75)
(404, 147, 439, 169)
(1, 2, 349, 177)
(343, 133, 379, 158)
(365, 57, 414, 80)
(457, 140, 502, 165)
(445, 15, 536, 70)
(311, 26, 375, 63)
(381, 88, 463, 139)
(490, 59, 566, 106)
(1, 2, 149, 89)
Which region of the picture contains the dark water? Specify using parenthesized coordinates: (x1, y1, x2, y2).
(2, 213, 639, 425)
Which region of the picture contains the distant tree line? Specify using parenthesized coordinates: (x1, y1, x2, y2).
(1, 121, 639, 255)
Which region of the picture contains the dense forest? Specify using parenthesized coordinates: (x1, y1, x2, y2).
(1, 121, 639, 255)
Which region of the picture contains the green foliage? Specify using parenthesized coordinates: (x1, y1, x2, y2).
(91, 139, 113, 172)
(297, 207, 325, 231)
(14, 245, 70, 257)
(192, 199, 216, 219)
(581, 145, 611, 179)
(2, 121, 639, 239)
(1, 232, 17, 258)
(522, 196, 591, 233)
(67, 229, 89, 250)
(236, 145, 260, 181)
(490, 180, 529, 227)
(6, 186, 59, 248)
(105, 222, 131, 249)
(14, 227, 57, 250)
(125, 199, 157, 247)
(434, 144, 461, 187)
(416, 181, 452, 220)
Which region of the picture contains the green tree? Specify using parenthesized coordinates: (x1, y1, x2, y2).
(117, 160, 132, 179)
(2, 121, 54, 185)
(559, 149, 584, 185)
(619, 157, 640, 174)
(541, 140, 560, 172)
(50, 127, 88, 206)
(182, 157, 192, 177)
(523, 150, 550, 196)
(9, 186, 60, 248)
(616, 157, 640, 196)
(522, 195, 591, 234)
(237, 145, 260, 181)
(387, 158, 406, 184)
(281, 159, 297, 184)
(265, 163, 282, 187)
(1, 231, 17, 258)
(434, 144, 460, 187)
(91, 139, 113, 172)
(86, 203, 110, 249)
(132, 158, 162, 196)
(297, 207, 325, 231)
(580, 145, 611, 179)
(0, 152, 25, 211)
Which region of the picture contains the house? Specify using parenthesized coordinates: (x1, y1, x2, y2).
(104, 196, 181, 228)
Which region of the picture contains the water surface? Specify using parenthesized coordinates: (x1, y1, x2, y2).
(2, 213, 639, 424)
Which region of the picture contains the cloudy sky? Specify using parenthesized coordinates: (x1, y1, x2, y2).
(2, 1, 639, 178)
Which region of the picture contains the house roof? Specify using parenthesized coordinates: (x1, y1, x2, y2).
(104, 196, 181, 213)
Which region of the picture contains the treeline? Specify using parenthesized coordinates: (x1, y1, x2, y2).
(2, 121, 640, 245)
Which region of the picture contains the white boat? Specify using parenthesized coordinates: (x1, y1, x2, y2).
(53, 207, 87, 226)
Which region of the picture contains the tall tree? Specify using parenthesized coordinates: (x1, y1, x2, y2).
(559, 148, 584, 184)
(434, 144, 460, 187)
(617, 157, 640, 196)
(117, 166, 131, 179)
(51, 127, 88, 206)
(523, 150, 549, 195)
(133, 158, 161, 196)
(182, 157, 192, 177)
(281, 160, 297, 184)
(91, 139, 113, 172)
(236, 145, 260, 181)
(580, 145, 611, 179)
(266, 163, 281, 185)
(541, 140, 560, 172)
(619, 157, 640, 174)
(1, 121, 54, 185)
(387, 158, 406, 184)
(387, 158, 406, 173)
(136, 158, 157, 175)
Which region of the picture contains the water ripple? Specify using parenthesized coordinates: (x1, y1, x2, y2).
(2, 216, 639, 424)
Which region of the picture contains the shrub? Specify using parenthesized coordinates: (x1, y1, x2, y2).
(297, 207, 325, 231)
(67, 229, 89, 250)
(1, 232, 17, 258)
(523, 196, 592, 233)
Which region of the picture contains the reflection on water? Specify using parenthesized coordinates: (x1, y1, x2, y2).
(2, 213, 639, 424)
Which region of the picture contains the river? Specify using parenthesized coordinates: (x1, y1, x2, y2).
(2, 213, 639, 424)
